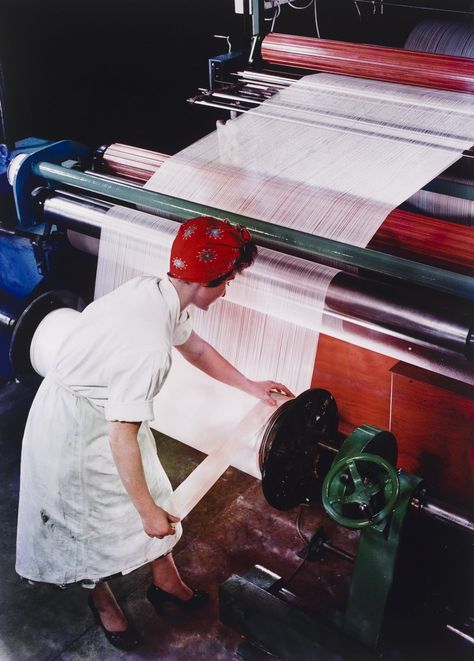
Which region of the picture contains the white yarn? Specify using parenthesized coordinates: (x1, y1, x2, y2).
(94, 72, 474, 490)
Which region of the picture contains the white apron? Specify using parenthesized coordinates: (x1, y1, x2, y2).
(16, 277, 191, 585)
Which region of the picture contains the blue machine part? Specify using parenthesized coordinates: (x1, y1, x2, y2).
(1, 138, 53, 196)
(0, 138, 90, 378)
(11, 139, 91, 229)
(0, 143, 9, 196)
(208, 50, 245, 89)
(0, 232, 46, 378)
(0, 232, 44, 299)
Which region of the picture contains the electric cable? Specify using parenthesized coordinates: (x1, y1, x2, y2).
(287, 0, 314, 9)
(268, 505, 312, 596)
(296, 504, 310, 543)
(314, 0, 321, 38)
(265, 0, 282, 32)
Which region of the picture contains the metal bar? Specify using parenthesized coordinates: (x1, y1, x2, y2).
(40, 193, 473, 364)
(0, 310, 15, 328)
(251, 0, 263, 37)
(419, 499, 474, 533)
(191, 98, 250, 112)
(423, 177, 474, 201)
(197, 93, 472, 155)
(236, 69, 297, 86)
(83, 169, 145, 188)
(212, 91, 261, 104)
(446, 625, 474, 645)
(33, 161, 474, 301)
(192, 98, 473, 202)
(321, 541, 355, 563)
(326, 273, 473, 358)
(42, 192, 111, 238)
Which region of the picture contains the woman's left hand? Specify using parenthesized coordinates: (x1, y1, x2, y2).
(245, 380, 294, 406)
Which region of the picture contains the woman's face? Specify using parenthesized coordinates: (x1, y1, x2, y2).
(193, 277, 234, 311)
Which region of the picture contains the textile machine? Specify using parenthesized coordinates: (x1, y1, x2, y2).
(0, 0, 473, 658)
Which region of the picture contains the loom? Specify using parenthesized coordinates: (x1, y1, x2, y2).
(0, 0, 473, 658)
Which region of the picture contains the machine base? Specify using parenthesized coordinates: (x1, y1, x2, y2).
(219, 566, 374, 661)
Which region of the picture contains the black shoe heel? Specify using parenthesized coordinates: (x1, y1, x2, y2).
(88, 594, 140, 651)
(146, 584, 209, 615)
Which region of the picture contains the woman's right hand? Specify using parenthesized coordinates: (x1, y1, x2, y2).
(141, 505, 180, 539)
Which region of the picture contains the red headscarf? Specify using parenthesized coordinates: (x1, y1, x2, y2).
(169, 216, 252, 284)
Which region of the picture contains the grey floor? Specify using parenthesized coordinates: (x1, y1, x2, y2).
(0, 378, 351, 660)
(2, 379, 471, 661)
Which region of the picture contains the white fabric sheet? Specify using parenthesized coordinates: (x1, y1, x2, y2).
(96, 73, 474, 514)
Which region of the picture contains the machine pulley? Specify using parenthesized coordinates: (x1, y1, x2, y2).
(259, 388, 339, 510)
(322, 451, 400, 529)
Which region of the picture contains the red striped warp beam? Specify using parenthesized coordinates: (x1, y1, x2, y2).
(261, 33, 474, 93)
(368, 209, 474, 277)
(100, 144, 473, 275)
(102, 143, 169, 182)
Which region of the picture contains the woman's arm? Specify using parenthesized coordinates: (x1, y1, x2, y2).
(109, 421, 179, 538)
(176, 331, 294, 405)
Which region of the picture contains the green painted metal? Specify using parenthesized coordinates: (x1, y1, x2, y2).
(322, 426, 399, 529)
(33, 161, 474, 301)
(424, 177, 474, 201)
(322, 452, 400, 529)
(343, 472, 423, 649)
(333, 425, 398, 467)
(14, 140, 91, 228)
(322, 425, 423, 647)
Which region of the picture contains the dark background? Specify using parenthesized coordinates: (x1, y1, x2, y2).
(0, 0, 471, 154)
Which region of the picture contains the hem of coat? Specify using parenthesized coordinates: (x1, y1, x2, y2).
(16, 548, 174, 589)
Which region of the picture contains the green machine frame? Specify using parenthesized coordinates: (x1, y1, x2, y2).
(220, 424, 424, 660)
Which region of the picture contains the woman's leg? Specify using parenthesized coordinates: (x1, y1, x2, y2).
(90, 581, 129, 631)
(150, 553, 194, 600)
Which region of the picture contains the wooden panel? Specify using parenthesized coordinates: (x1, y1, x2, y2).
(391, 363, 474, 504)
(262, 34, 474, 93)
(312, 337, 474, 503)
(311, 334, 396, 436)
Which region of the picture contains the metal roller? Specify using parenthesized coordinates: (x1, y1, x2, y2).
(260, 33, 474, 92)
(36, 190, 474, 362)
(325, 271, 474, 359)
(95, 143, 169, 183)
(28, 162, 474, 302)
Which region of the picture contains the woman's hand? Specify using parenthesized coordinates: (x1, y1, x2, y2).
(245, 380, 294, 406)
(141, 505, 180, 539)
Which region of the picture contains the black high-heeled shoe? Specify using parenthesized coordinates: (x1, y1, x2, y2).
(88, 594, 140, 651)
(146, 584, 209, 614)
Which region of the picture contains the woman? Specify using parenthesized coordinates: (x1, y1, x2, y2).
(16, 216, 293, 650)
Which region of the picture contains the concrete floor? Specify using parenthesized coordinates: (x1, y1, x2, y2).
(1, 378, 472, 661)
(0, 378, 352, 660)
